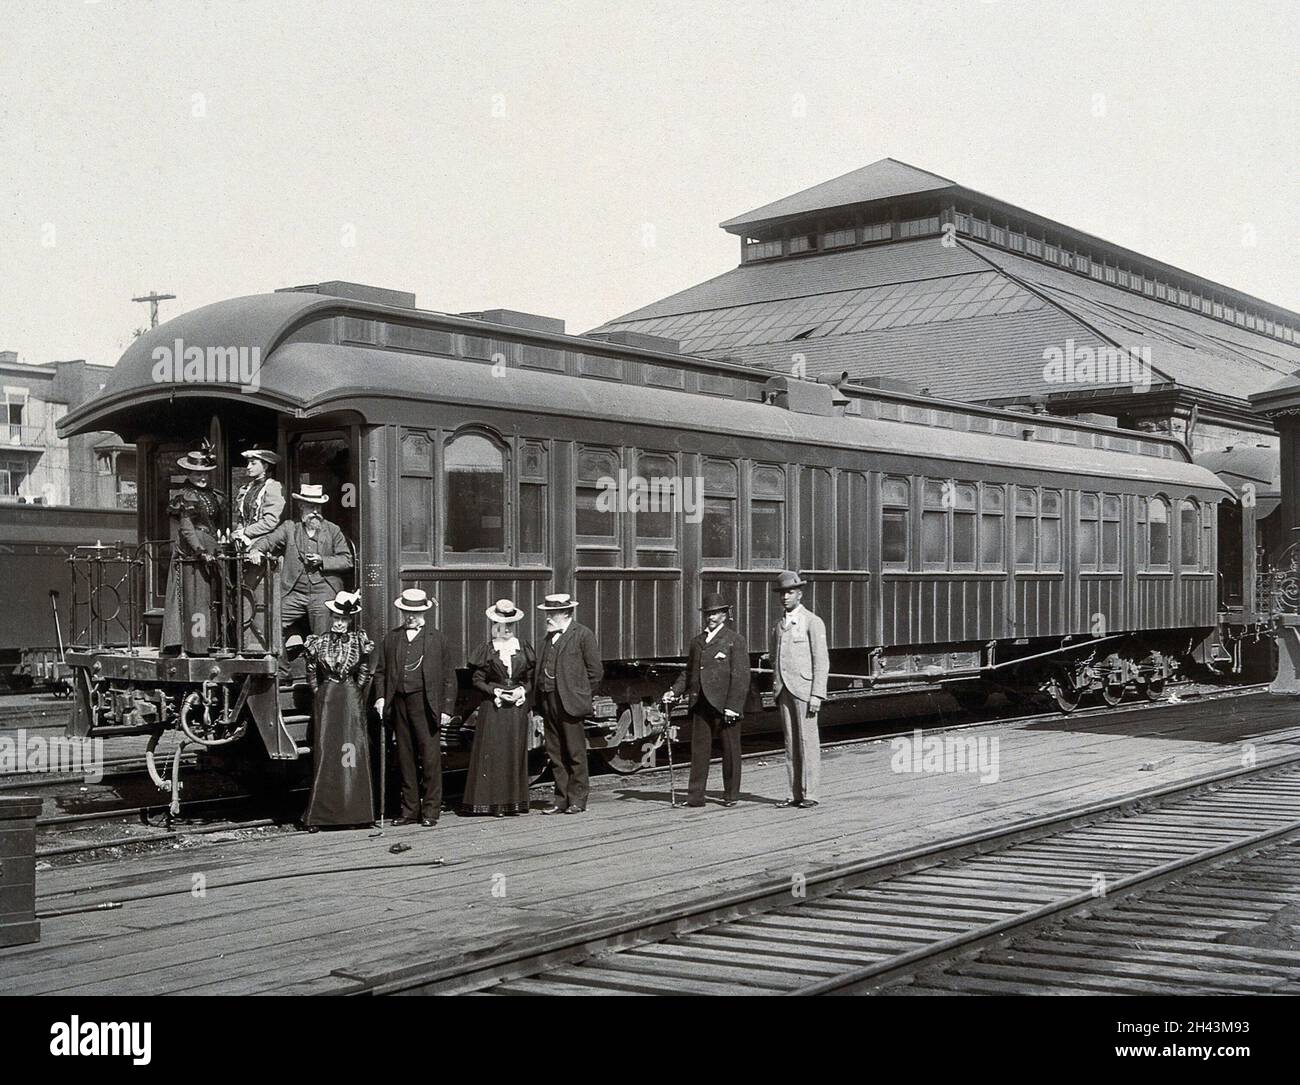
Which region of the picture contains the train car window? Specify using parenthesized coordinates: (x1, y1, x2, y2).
(750, 464, 786, 567)
(702, 459, 738, 567)
(635, 452, 678, 549)
(922, 481, 948, 568)
(1079, 493, 1101, 569)
(400, 431, 433, 556)
(881, 476, 910, 568)
(518, 441, 548, 564)
(1040, 490, 1062, 568)
(443, 432, 507, 558)
(801, 467, 835, 569)
(1139, 497, 1171, 569)
(1102, 496, 1121, 570)
(576, 446, 619, 541)
(1201, 503, 1215, 573)
(980, 484, 1005, 569)
(1180, 499, 1200, 568)
(953, 483, 977, 567)
(837, 471, 869, 569)
(1014, 487, 1038, 567)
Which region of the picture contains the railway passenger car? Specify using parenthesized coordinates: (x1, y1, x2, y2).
(0, 504, 135, 689)
(54, 285, 1233, 787)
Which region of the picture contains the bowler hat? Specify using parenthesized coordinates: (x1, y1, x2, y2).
(699, 591, 732, 613)
(772, 570, 807, 592)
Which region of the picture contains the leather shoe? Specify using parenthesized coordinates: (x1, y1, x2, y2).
(721, 799, 738, 808)
(800, 800, 820, 809)
(392, 816, 418, 826)
(541, 805, 567, 815)
(682, 801, 705, 808)
(776, 799, 799, 808)
(420, 818, 438, 827)
(563, 806, 586, 815)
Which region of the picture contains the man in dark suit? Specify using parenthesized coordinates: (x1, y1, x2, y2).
(371, 588, 459, 827)
(249, 482, 353, 641)
(663, 592, 751, 808)
(535, 593, 603, 814)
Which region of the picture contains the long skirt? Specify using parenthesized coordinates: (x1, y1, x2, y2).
(462, 700, 531, 815)
(161, 555, 216, 654)
(304, 679, 375, 827)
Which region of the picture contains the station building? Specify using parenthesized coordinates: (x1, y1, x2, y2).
(593, 159, 1300, 464)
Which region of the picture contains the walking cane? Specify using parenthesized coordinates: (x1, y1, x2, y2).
(661, 699, 679, 808)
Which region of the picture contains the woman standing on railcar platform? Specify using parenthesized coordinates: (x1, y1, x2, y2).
(461, 600, 535, 817)
(301, 590, 376, 830)
(161, 443, 226, 656)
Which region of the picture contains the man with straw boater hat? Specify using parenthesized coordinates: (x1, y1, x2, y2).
(371, 588, 458, 826)
(770, 571, 829, 809)
(535, 592, 603, 814)
(663, 591, 751, 808)
(249, 481, 354, 650)
(232, 448, 284, 546)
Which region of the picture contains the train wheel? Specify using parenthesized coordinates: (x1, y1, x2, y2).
(1047, 674, 1083, 714)
(1099, 678, 1126, 707)
(593, 735, 662, 775)
(1142, 677, 1166, 701)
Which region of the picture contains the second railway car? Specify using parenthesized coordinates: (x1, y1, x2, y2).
(54, 287, 1233, 785)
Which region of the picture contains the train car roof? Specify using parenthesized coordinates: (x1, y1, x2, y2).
(60, 292, 1219, 491)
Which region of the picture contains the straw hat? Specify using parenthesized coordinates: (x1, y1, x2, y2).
(486, 599, 525, 623)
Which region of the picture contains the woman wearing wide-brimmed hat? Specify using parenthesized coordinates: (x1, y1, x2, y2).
(461, 599, 535, 817)
(161, 443, 226, 656)
(300, 590, 375, 830)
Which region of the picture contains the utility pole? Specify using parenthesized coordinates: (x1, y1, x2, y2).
(131, 291, 176, 328)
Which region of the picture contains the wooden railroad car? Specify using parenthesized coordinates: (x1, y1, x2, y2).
(54, 287, 1233, 783)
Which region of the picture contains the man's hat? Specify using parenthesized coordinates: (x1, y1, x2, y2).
(325, 590, 362, 616)
(537, 592, 579, 611)
(700, 591, 732, 614)
(291, 483, 329, 504)
(394, 588, 435, 612)
(241, 449, 280, 467)
(486, 598, 525, 623)
(177, 448, 217, 472)
(772, 570, 807, 592)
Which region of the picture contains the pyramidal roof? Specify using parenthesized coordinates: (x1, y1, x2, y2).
(720, 157, 957, 233)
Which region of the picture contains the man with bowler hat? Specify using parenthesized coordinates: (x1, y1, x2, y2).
(663, 591, 751, 808)
(371, 588, 459, 826)
(770, 571, 829, 808)
(535, 593, 603, 814)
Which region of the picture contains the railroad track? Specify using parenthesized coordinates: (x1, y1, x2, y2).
(340, 751, 1300, 995)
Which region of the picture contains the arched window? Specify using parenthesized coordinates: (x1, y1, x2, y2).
(1180, 499, 1200, 568)
(881, 476, 910, 568)
(1139, 496, 1170, 568)
(702, 459, 737, 567)
(749, 464, 786, 566)
(444, 431, 506, 557)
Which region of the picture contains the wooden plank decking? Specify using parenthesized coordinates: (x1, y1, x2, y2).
(2, 691, 1298, 995)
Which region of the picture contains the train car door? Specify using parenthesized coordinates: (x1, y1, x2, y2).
(286, 429, 359, 589)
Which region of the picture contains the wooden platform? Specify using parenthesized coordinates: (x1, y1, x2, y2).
(3, 690, 1300, 995)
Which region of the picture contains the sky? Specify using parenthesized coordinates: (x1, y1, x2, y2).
(2, 0, 1297, 366)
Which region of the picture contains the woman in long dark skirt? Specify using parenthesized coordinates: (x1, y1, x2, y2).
(461, 599, 535, 817)
(301, 590, 375, 830)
